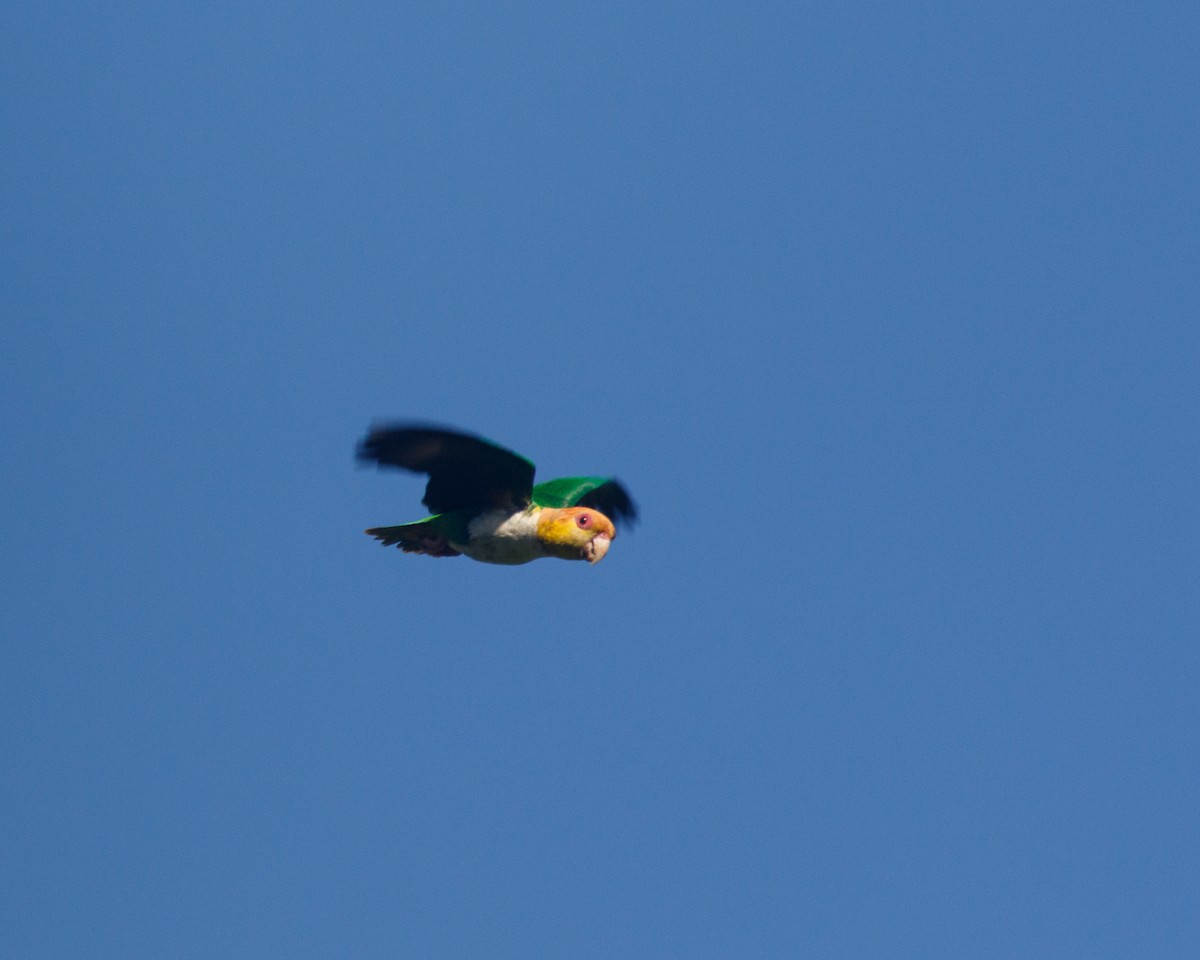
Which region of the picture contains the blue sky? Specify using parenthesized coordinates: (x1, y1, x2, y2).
(3, 2, 1198, 957)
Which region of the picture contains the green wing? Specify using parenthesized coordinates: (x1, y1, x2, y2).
(531, 476, 638, 529)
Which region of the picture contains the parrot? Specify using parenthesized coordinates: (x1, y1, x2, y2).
(357, 423, 637, 565)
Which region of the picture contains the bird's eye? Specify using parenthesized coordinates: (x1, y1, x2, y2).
(577, 514, 590, 528)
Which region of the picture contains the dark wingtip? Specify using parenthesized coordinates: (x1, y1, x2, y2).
(356, 422, 408, 466)
(355, 430, 379, 466)
(356, 420, 419, 465)
(609, 478, 639, 529)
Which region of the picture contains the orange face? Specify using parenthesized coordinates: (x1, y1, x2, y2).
(536, 507, 617, 563)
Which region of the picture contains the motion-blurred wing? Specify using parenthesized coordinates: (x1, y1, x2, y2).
(532, 476, 638, 530)
(357, 423, 536, 514)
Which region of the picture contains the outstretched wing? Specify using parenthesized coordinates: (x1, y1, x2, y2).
(357, 423, 536, 514)
(531, 476, 638, 530)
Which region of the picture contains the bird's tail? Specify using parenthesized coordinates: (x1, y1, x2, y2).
(364, 519, 461, 557)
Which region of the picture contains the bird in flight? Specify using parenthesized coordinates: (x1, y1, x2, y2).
(357, 423, 637, 565)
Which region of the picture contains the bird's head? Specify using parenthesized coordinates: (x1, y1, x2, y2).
(536, 507, 617, 564)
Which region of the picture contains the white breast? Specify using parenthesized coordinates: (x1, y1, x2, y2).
(455, 507, 546, 565)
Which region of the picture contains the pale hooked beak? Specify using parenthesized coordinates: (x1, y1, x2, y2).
(584, 532, 612, 564)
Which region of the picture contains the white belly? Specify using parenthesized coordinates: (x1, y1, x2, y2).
(454, 508, 546, 565)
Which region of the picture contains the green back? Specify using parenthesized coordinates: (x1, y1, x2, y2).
(531, 476, 614, 508)
(531, 476, 638, 529)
